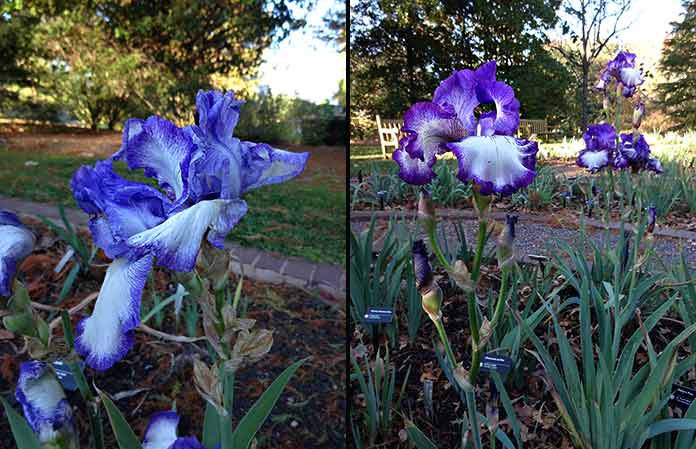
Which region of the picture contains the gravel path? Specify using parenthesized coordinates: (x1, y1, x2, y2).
(351, 216, 696, 270)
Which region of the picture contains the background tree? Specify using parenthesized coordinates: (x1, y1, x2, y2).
(553, 0, 632, 131)
(658, 0, 696, 130)
(350, 0, 570, 128)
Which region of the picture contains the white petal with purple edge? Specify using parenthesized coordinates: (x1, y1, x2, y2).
(402, 102, 468, 160)
(143, 411, 180, 449)
(577, 149, 610, 172)
(127, 199, 247, 272)
(392, 146, 437, 185)
(74, 255, 153, 370)
(119, 116, 197, 203)
(619, 68, 643, 87)
(0, 224, 35, 297)
(241, 143, 310, 194)
(433, 69, 479, 133)
(446, 136, 538, 195)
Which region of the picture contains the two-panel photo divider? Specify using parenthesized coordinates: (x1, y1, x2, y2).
(2, 0, 696, 448)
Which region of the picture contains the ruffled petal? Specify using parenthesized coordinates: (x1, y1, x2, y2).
(240, 142, 310, 194)
(582, 123, 616, 151)
(474, 74, 520, 135)
(401, 102, 467, 160)
(127, 199, 247, 272)
(143, 411, 179, 449)
(646, 157, 663, 173)
(15, 361, 75, 443)
(117, 116, 198, 204)
(0, 223, 35, 297)
(446, 136, 538, 196)
(195, 90, 244, 147)
(619, 67, 644, 88)
(577, 149, 611, 172)
(71, 161, 170, 250)
(432, 69, 479, 133)
(0, 210, 23, 226)
(74, 255, 153, 370)
(392, 142, 437, 185)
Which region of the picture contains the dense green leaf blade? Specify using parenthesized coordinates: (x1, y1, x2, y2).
(202, 402, 222, 449)
(231, 358, 308, 449)
(0, 396, 42, 449)
(406, 422, 439, 449)
(98, 391, 144, 449)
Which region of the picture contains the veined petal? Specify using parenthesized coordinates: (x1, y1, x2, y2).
(196, 90, 244, 147)
(240, 142, 310, 194)
(143, 411, 179, 449)
(446, 136, 538, 196)
(392, 143, 437, 185)
(88, 217, 129, 260)
(432, 69, 479, 133)
(74, 255, 153, 370)
(127, 199, 247, 272)
(402, 102, 467, 160)
(577, 149, 611, 172)
(15, 361, 75, 443)
(117, 116, 197, 204)
(582, 123, 616, 151)
(475, 77, 520, 135)
(0, 223, 35, 297)
(646, 157, 663, 173)
(619, 67, 644, 88)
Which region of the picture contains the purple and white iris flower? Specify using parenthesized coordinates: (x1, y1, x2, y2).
(576, 123, 616, 172)
(15, 361, 77, 447)
(142, 411, 205, 449)
(71, 90, 309, 371)
(596, 51, 644, 97)
(0, 210, 35, 297)
(616, 133, 663, 173)
(393, 61, 538, 195)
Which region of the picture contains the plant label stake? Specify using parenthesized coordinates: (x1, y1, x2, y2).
(670, 384, 696, 412)
(52, 360, 84, 391)
(479, 353, 513, 376)
(363, 307, 394, 324)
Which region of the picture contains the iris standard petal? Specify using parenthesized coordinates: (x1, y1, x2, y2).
(240, 142, 310, 194)
(195, 89, 244, 147)
(74, 255, 154, 370)
(401, 101, 468, 161)
(15, 361, 75, 443)
(582, 123, 616, 151)
(117, 116, 197, 204)
(143, 411, 179, 449)
(126, 199, 247, 272)
(432, 69, 479, 134)
(0, 221, 35, 297)
(446, 136, 538, 196)
(474, 77, 520, 135)
(392, 142, 438, 185)
(577, 149, 611, 172)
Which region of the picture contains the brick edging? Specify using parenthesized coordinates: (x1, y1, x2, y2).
(0, 196, 346, 300)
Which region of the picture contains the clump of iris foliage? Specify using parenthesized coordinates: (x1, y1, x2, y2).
(350, 57, 696, 449)
(1, 90, 312, 449)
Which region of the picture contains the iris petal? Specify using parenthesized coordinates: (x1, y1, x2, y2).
(392, 142, 438, 185)
(74, 255, 153, 370)
(240, 142, 310, 194)
(15, 361, 75, 443)
(577, 149, 611, 172)
(0, 220, 34, 297)
(402, 101, 467, 160)
(117, 116, 198, 204)
(446, 136, 538, 196)
(474, 78, 520, 135)
(432, 69, 479, 134)
(127, 199, 247, 272)
(143, 411, 179, 449)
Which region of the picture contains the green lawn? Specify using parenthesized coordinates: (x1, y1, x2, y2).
(0, 149, 346, 266)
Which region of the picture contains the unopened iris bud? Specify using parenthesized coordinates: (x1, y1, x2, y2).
(412, 240, 441, 321)
(417, 189, 436, 235)
(496, 215, 517, 269)
(647, 205, 656, 233)
(633, 102, 645, 129)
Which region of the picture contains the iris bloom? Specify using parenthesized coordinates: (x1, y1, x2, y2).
(596, 51, 644, 97)
(16, 361, 77, 448)
(142, 411, 205, 449)
(576, 123, 616, 172)
(71, 90, 309, 370)
(615, 133, 663, 173)
(0, 210, 35, 297)
(393, 61, 538, 195)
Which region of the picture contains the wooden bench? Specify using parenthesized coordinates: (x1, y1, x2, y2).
(375, 116, 554, 158)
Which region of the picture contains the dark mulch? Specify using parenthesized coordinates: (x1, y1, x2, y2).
(0, 219, 345, 449)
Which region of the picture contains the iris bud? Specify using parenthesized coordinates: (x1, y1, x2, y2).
(633, 102, 645, 129)
(421, 283, 443, 322)
(417, 189, 436, 235)
(647, 205, 656, 233)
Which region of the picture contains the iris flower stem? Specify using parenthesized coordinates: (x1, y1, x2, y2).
(611, 83, 624, 199)
(468, 220, 487, 383)
(427, 227, 452, 272)
(433, 317, 457, 368)
(489, 268, 510, 331)
(465, 389, 483, 449)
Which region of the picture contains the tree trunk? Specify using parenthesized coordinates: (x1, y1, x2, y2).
(581, 59, 589, 132)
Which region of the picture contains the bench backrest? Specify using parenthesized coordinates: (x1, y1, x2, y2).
(375, 116, 548, 158)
